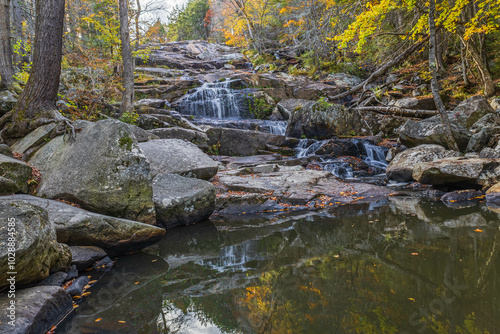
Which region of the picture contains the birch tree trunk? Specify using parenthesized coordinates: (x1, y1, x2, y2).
(119, 0, 134, 116)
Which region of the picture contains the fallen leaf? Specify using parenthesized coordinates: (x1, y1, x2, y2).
(95, 318, 102, 322)
(408, 298, 415, 302)
(411, 252, 418, 256)
(474, 229, 483, 232)
(118, 321, 126, 324)
(135, 282, 140, 284)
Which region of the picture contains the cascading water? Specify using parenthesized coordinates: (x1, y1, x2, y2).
(175, 78, 288, 135)
(176, 79, 245, 119)
(295, 138, 389, 179)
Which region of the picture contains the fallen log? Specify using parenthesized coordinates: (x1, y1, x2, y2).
(329, 36, 430, 101)
(353, 106, 439, 117)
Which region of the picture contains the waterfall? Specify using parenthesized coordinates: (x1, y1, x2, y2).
(176, 79, 246, 119)
(295, 139, 330, 158)
(296, 138, 388, 179)
(360, 141, 388, 170)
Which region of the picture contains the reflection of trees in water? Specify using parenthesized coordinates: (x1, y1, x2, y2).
(155, 198, 500, 333)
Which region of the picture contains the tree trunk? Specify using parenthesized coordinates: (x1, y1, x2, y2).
(119, 0, 134, 116)
(460, 40, 470, 87)
(0, 0, 66, 140)
(461, 36, 496, 97)
(0, 0, 14, 90)
(11, 0, 23, 68)
(135, 0, 141, 49)
(429, 0, 459, 152)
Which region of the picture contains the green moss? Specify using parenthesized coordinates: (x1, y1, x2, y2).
(119, 136, 134, 151)
(248, 96, 274, 119)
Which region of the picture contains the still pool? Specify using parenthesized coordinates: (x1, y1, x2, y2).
(58, 196, 500, 333)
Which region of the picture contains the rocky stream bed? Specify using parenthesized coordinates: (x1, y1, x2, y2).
(1, 40, 500, 333)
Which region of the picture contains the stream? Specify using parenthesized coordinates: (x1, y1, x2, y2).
(58, 198, 500, 333)
(58, 79, 500, 333)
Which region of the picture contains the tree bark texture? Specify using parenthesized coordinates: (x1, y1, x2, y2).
(119, 0, 134, 116)
(10, 0, 23, 68)
(429, 0, 459, 151)
(0, 0, 14, 90)
(1, 0, 66, 140)
(135, 0, 141, 49)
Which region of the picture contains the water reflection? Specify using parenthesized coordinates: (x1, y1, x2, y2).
(59, 197, 500, 333)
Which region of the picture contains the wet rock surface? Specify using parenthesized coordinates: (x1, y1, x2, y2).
(0, 286, 72, 334)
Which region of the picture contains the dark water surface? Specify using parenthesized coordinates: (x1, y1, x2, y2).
(58, 197, 500, 333)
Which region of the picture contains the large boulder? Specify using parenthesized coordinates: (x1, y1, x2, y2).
(149, 127, 209, 149)
(412, 157, 500, 189)
(386, 144, 460, 182)
(399, 118, 471, 151)
(139, 139, 218, 179)
(286, 102, 364, 139)
(206, 127, 298, 156)
(153, 173, 215, 229)
(29, 119, 155, 224)
(449, 95, 495, 129)
(466, 126, 497, 152)
(0, 195, 166, 255)
(0, 200, 71, 289)
(0, 154, 32, 194)
(0, 286, 72, 334)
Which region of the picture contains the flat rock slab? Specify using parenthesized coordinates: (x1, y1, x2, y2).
(0, 195, 166, 255)
(139, 139, 218, 179)
(10, 123, 56, 155)
(153, 173, 215, 229)
(217, 155, 282, 169)
(218, 169, 395, 205)
(0, 286, 72, 334)
(149, 127, 209, 149)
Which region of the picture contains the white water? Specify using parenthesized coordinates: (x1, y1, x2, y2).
(295, 138, 388, 179)
(177, 79, 244, 119)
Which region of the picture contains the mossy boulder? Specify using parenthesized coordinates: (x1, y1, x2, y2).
(0, 200, 71, 289)
(286, 102, 364, 139)
(29, 119, 155, 224)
